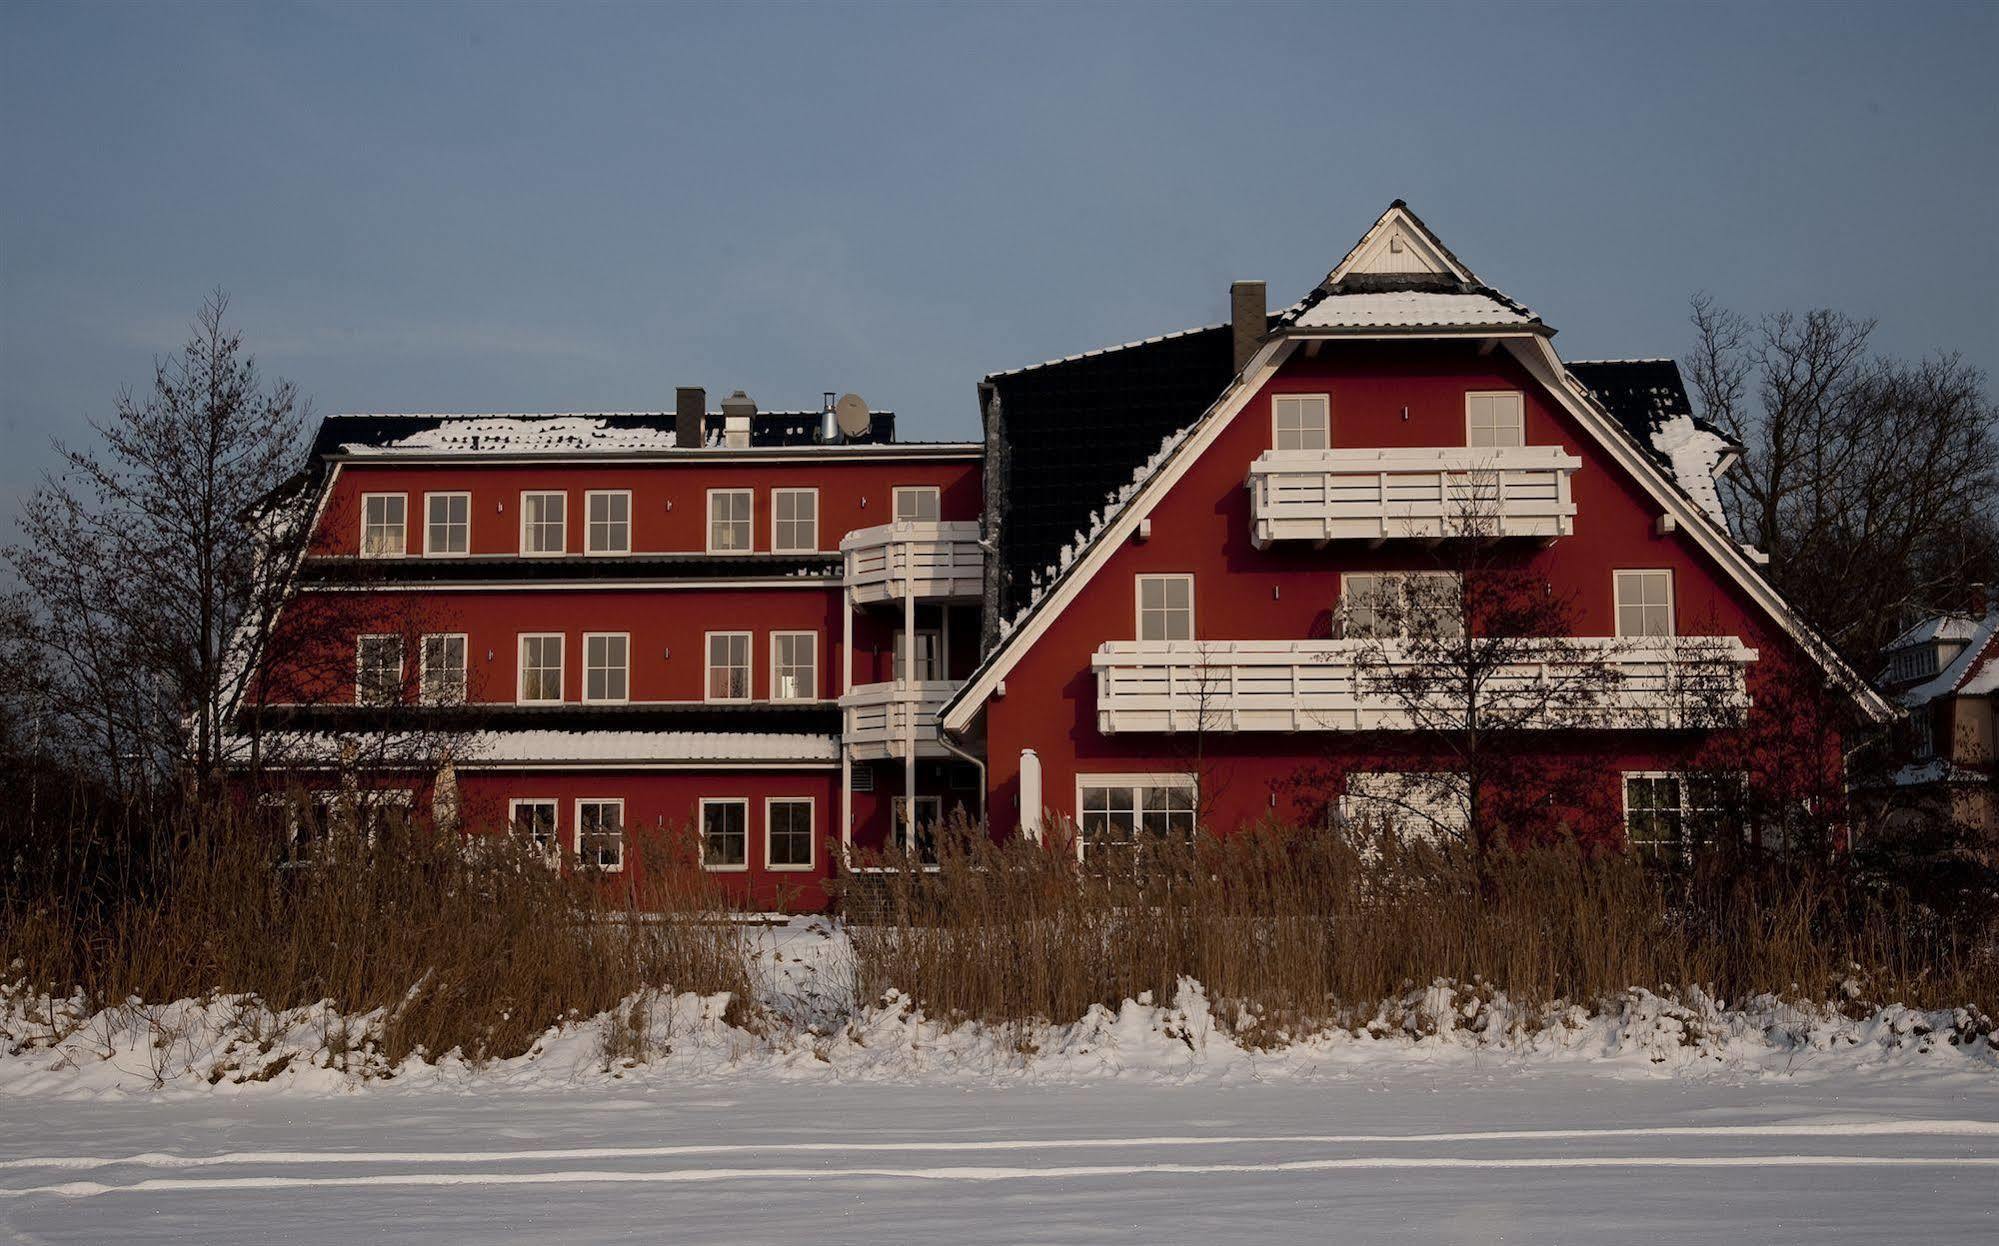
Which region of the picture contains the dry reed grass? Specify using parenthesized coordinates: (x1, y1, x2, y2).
(2, 796, 752, 1064)
(842, 819, 1998, 1041)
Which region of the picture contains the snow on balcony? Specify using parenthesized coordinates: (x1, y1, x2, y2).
(841, 520, 983, 604)
(1247, 446, 1581, 546)
(1091, 638, 1755, 734)
(840, 679, 965, 760)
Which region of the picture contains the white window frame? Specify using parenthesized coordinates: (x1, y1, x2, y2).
(1338, 571, 1464, 639)
(890, 794, 944, 861)
(1074, 772, 1197, 861)
(1465, 391, 1526, 449)
(1614, 569, 1676, 638)
(517, 632, 564, 704)
(582, 631, 630, 704)
(764, 796, 816, 871)
(771, 487, 820, 553)
(1135, 574, 1194, 642)
(1339, 772, 1470, 842)
(770, 631, 818, 701)
(423, 491, 470, 557)
(418, 632, 468, 705)
(359, 493, 408, 559)
(892, 485, 941, 523)
(893, 628, 943, 683)
(704, 630, 752, 702)
(519, 490, 568, 557)
(1271, 393, 1331, 452)
(508, 797, 560, 864)
(583, 489, 632, 556)
(575, 798, 625, 873)
(355, 634, 404, 704)
(707, 488, 754, 553)
(699, 797, 750, 872)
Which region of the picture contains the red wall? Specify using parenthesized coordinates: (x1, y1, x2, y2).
(981, 339, 1828, 841)
(311, 457, 981, 557)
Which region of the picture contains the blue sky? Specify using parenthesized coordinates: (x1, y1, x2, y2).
(3, 0, 1994, 524)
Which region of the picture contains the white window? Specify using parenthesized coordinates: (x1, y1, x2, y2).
(1340, 572, 1463, 639)
(893, 629, 942, 682)
(701, 798, 748, 870)
(583, 632, 629, 703)
(355, 635, 403, 703)
(509, 798, 559, 861)
(424, 492, 470, 556)
(1622, 773, 1744, 863)
(520, 491, 567, 556)
(518, 633, 564, 703)
(1466, 391, 1526, 448)
(1272, 393, 1330, 451)
(765, 797, 815, 870)
(576, 799, 624, 872)
(706, 631, 751, 701)
(772, 488, 819, 553)
(585, 490, 631, 555)
(1340, 772, 1470, 841)
(1135, 574, 1193, 641)
(771, 631, 817, 700)
(359, 493, 407, 558)
(1076, 774, 1196, 861)
(419, 633, 467, 704)
(892, 486, 941, 523)
(1907, 708, 1936, 761)
(1615, 570, 1675, 638)
(708, 488, 753, 552)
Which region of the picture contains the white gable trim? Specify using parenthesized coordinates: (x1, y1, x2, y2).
(942, 330, 1893, 733)
(1326, 205, 1476, 287)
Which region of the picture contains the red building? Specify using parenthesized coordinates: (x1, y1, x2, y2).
(241, 203, 1892, 903)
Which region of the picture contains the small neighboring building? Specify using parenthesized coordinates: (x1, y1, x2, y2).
(1876, 596, 1999, 842)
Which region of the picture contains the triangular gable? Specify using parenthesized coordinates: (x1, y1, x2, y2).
(942, 209, 1895, 732)
(1325, 201, 1478, 286)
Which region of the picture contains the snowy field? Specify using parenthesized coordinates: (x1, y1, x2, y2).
(4, 921, 1995, 1242)
(4, 1069, 1998, 1243)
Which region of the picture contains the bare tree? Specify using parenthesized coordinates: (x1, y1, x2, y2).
(6, 292, 309, 800)
(1688, 295, 1999, 661)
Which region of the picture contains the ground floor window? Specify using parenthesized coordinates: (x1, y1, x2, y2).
(510, 798, 559, 861)
(1076, 774, 1196, 861)
(576, 798, 624, 872)
(701, 798, 748, 870)
(1339, 772, 1469, 841)
(891, 795, 942, 864)
(1622, 772, 1745, 863)
(766, 798, 815, 870)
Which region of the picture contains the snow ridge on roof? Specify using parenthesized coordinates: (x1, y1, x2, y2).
(232, 729, 839, 766)
(1898, 610, 1999, 704)
(1290, 290, 1534, 331)
(1884, 613, 1986, 653)
(350, 416, 685, 455)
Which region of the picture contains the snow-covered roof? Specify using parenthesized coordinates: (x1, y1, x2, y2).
(1566, 360, 1738, 530)
(230, 730, 838, 768)
(1644, 412, 1733, 527)
(346, 417, 684, 455)
(1289, 291, 1536, 331)
(1897, 609, 1999, 706)
(1884, 612, 1986, 653)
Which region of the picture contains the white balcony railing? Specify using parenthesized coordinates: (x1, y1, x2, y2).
(1247, 446, 1581, 546)
(841, 520, 983, 604)
(1091, 637, 1755, 734)
(841, 679, 965, 760)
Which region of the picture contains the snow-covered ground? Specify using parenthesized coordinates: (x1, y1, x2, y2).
(4, 1070, 1997, 1243)
(4, 921, 1995, 1241)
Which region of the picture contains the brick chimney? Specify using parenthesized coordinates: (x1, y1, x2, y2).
(674, 386, 705, 448)
(1231, 280, 1267, 373)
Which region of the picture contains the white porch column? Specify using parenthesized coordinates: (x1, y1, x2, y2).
(1019, 747, 1043, 843)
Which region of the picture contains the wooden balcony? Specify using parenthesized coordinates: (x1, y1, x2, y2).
(840, 679, 965, 760)
(841, 520, 983, 604)
(1091, 637, 1755, 734)
(1247, 446, 1581, 546)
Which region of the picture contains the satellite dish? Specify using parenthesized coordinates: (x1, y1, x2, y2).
(835, 393, 871, 439)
